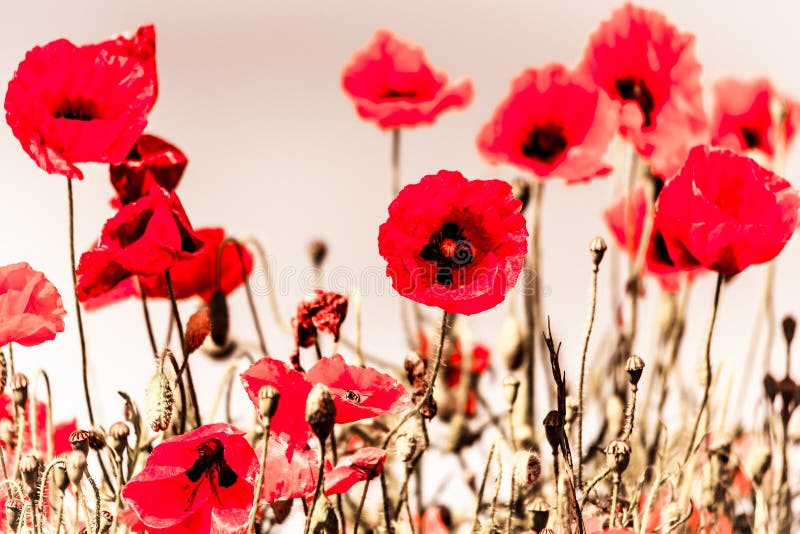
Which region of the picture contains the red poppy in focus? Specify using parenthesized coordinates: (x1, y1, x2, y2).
(477, 64, 617, 183)
(4, 37, 155, 179)
(711, 77, 800, 160)
(324, 447, 386, 495)
(378, 170, 527, 315)
(259, 433, 323, 504)
(93, 24, 158, 108)
(240, 358, 314, 448)
(655, 146, 800, 275)
(122, 423, 258, 534)
(578, 4, 707, 169)
(110, 134, 187, 206)
(603, 184, 690, 291)
(0, 262, 66, 347)
(341, 29, 473, 128)
(306, 354, 410, 423)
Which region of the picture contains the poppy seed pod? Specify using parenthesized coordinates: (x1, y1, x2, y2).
(19, 454, 40, 496)
(69, 429, 91, 453)
(108, 422, 130, 456)
(208, 289, 229, 347)
(783, 315, 796, 348)
(503, 375, 520, 408)
(605, 439, 631, 474)
(590, 236, 607, 269)
(513, 450, 542, 487)
(258, 385, 280, 420)
(543, 410, 563, 452)
(625, 354, 645, 388)
(53, 462, 69, 492)
(4, 499, 22, 531)
(145, 373, 174, 433)
(87, 428, 106, 451)
(529, 498, 550, 532)
(66, 450, 87, 485)
(306, 384, 336, 441)
(11, 373, 28, 407)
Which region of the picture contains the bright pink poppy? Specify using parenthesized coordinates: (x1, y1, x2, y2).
(0, 262, 66, 347)
(4, 36, 155, 179)
(655, 145, 800, 274)
(122, 423, 258, 534)
(378, 170, 528, 315)
(341, 29, 473, 128)
(324, 447, 386, 495)
(110, 134, 187, 206)
(578, 4, 707, 171)
(711, 77, 800, 159)
(477, 63, 617, 183)
(305, 354, 409, 423)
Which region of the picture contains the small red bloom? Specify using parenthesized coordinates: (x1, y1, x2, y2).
(110, 134, 188, 206)
(259, 433, 323, 504)
(5, 36, 155, 179)
(655, 146, 800, 274)
(341, 29, 473, 128)
(324, 447, 386, 495)
(477, 64, 617, 183)
(306, 354, 410, 423)
(378, 170, 527, 315)
(711, 77, 800, 159)
(0, 262, 66, 347)
(603, 185, 690, 291)
(578, 4, 707, 169)
(291, 290, 348, 369)
(122, 423, 258, 534)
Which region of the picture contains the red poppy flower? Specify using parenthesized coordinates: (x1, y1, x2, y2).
(4, 36, 156, 179)
(122, 423, 258, 534)
(477, 63, 617, 183)
(292, 290, 348, 349)
(324, 447, 386, 496)
(0, 262, 66, 347)
(655, 145, 800, 275)
(306, 353, 410, 423)
(711, 77, 800, 159)
(240, 358, 314, 448)
(93, 24, 158, 108)
(603, 184, 690, 291)
(110, 134, 187, 206)
(259, 433, 323, 504)
(378, 170, 527, 315)
(341, 29, 473, 128)
(578, 4, 707, 167)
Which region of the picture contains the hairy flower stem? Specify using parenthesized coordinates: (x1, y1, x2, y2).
(304, 438, 328, 534)
(165, 269, 201, 428)
(580, 466, 611, 508)
(67, 177, 95, 424)
(682, 273, 723, 466)
(622, 384, 639, 441)
(609, 472, 621, 528)
(505, 465, 517, 534)
(247, 420, 271, 534)
(330, 430, 346, 534)
(524, 182, 544, 428)
(471, 439, 497, 531)
(489, 450, 503, 529)
(139, 289, 158, 355)
(352, 477, 372, 534)
(577, 263, 600, 488)
(85, 470, 101, 534)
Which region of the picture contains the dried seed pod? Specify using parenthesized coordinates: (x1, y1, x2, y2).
(590, 236, 607, 269)
(53, 462, 69, 492)
(308, 239, 328, 268)
(512, 177, 531, 211)
(528, 497, 550, 532)
(306, 384, 336, 441)
(625, 354, 645, 388)
(783, 315, 796, 348)
(69, 429, 91, 453)
(108, 422, 130, 456)
(87, 428, 106, 451)
(19, 454, 40, 496)
(605, 439, 631, 475)
(208, 289, 230, 347)
(66, 450, 87, 485)
(543, 410, 563, 452)
(271, 499, 292, 524)
(498, 315, 525, 370)
(503, 375, 520, 409)
(394, 431, 419, 463)
(145, 373, 174, 433)
(11, 373, 28, 408)
(513, 450, 542, 487)
(99, 509, 114, 532)
(4, 498, 22, 531)
(258, 385, 280, 420)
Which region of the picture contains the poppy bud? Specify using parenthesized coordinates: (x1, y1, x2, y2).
(208, 289, 230, 347)
(87, 428, 106, 451)
(258, 385, 280, 420)
(19, 454, 39, 496)
(185, 306, 211, 355)
(306, 384, 336, 441)
(308, 496, 338, 533)
(4, 498, 22, 531)
(528, 497, 550, 532)
(590, 236, 607, 270)
(0, 351, 6, 393)
(783, 315, 796, 349)
(512, 177, 531, 212)
(625, 354, 645, 388)
(100, 509, 114, 533)
(271, 499, 293, 524)
(53, 461, 69, 492)
(11, 373, 28, 407)
(69, 429, 91, 453)
(108, 422, 130, 456)
(543, 410, 563, 452)
(764, 374, 779, 404)
(145, 373, 174, 433)
(66, 450, 87, 485)
(503, 375, 520, 409)
(514, 450, 542, 487)
(498, 315, 525, 370)
(777, 376, 799, 416)
(604, 439, 631, 475)
(308, 239, 328, 268)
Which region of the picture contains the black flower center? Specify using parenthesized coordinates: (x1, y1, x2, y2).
(115, 209, 154, 248)
(420, 222, 475, 286)
(615, 78, 655, 127)
(53, 99, 98, 121)
(380, 88, 417, 99)
(345, 390, 361, 402)
(521, 125, 567, 163)
(741, 127, 761, 150)
(184, 438, 238, 510)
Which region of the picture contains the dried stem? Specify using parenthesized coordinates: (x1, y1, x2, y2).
(609, 472, 621, 528)
(489, 448, 503, 529)
(524, 182, 544, 428)
(303, 438, 327, 534)
(472, 439, 497, 531)
(247, 419, 271, 534)
(85, 470, 101, 534)
(139, 288, 158, 355)
(577, 261, 600, 488)
(165, 269, 201, 428)
(353, 477, 372, 534)
(29, 369, 54, 460)
(580, 465, 611, 508)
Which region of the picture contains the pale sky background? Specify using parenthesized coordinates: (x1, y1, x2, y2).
(1, 0, 799, 528)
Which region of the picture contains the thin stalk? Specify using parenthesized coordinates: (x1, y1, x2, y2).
(622, 384, 639, 441)
(247, 420, 271, 534)
(330, 431, 346, 534)
(471, 439, 497, 531)
(489, 450, 503, 529)
(609, 473, 621, 528)
(303, 438, 327, 534)
(580, 466, 611, 508)
(577, 263, 600, 487)
(524, 182, 544, 428)
(67, 177, 95, 424)
(505, 465, 517, 534)
(681, 273, 723, 466)
(139, 288, 158, 355)
(352, 478, 371, 534)
(391, 129, 401, 197)
(85, 470, 101, 534)
(244, 236, 290, 333)
(165, 269, 201, 428)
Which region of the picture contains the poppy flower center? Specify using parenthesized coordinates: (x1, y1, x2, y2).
(615, 77, 655, 127)
(420, 222, 475, 286)
(184, 438, 238, 509)
(53, 98, 98, 121)
(741, 127, 761, 150)
(522, 125, 568, 163)
(115, 209, 154, 248)
(381, 88, 418, 99)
